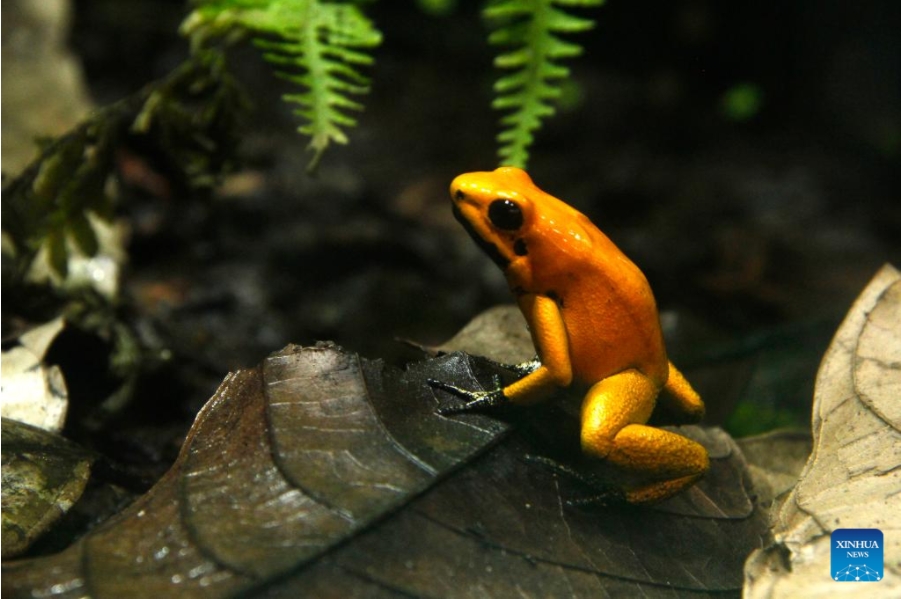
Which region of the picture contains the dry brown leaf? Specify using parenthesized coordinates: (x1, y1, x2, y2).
(744, 264, 901, 597)
(736, 431, 812, 509)
(1, 418, 95, 559)
(0, 317, 68, 432)
(0, 344, 510, 597)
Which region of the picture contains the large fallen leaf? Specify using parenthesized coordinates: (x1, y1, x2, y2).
(3, 340, 768, 597)
(744, 264, 901, 597)
(1, 344, 507, 597)
(258, 426, 766, 598)
(1, 418, 96, 559)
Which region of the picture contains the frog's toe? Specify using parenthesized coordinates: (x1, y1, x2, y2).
(565, 488, 628, 507)
(435, 402, 470, 416)
(426, 378, 467, 396)
(438, 394, 506, 415)
(429, 376, 508, 415)
(524, 454, 628, 506)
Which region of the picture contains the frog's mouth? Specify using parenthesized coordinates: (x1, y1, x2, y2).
(452, 204, 510, 270)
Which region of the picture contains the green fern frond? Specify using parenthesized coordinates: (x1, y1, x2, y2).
(185, 0, 381, 171)
(485, 0, 603, 167)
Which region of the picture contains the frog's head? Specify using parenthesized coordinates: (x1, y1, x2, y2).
(449, 167, 540, 271)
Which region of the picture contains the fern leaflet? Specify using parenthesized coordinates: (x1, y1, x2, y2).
(185, 0, 381, 171)
(485, 0, 603, 167)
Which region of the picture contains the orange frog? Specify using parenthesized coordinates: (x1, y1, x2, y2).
(431, 167, 708, 504)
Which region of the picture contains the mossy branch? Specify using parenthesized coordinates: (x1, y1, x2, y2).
(1, 53, 244, 284)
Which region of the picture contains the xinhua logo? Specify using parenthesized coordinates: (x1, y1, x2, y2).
(831, 528, 883, 582)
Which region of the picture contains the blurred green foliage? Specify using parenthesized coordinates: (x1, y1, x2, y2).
(721, 82, 764, 122)
(185, 0, 605, 169)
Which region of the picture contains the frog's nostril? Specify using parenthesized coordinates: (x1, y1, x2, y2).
(454, 189, 466, 201)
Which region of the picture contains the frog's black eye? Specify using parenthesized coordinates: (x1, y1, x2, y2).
(488, 199, 523, 231)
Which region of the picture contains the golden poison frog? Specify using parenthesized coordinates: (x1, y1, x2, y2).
(431, 167, 708, 504)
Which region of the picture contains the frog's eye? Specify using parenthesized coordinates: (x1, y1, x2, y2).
(488, 199, 523, 231)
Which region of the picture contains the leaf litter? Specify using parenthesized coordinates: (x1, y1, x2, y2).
(3, 338, 768, 597)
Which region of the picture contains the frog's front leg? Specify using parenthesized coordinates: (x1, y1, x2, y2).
(431, 294, 572, 415)
(580, 369, 710, 504)
(427, 358, 543, 414)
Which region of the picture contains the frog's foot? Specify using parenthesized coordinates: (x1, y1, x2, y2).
(428, 375, 508, 415)
(524, 454, 627, 506)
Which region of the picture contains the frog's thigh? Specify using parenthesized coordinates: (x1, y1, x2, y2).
(580, 369, 657, 459)
(580, 369, 709, 503)
(606, 425, 709, 479)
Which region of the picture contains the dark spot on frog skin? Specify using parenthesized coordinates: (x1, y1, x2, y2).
(514, 238, 528, 256)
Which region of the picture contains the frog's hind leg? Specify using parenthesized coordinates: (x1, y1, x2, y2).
(659, 361, 706, 423)
(580, 369, 710, 504)
(605, 425, 710, 504)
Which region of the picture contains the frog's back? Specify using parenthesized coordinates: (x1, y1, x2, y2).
(557, 220, 669, 388)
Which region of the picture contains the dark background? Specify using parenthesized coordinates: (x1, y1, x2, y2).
(11, 0, 901, 468)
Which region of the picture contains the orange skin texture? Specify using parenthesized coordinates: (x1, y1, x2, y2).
(450, 167, 709, 504)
